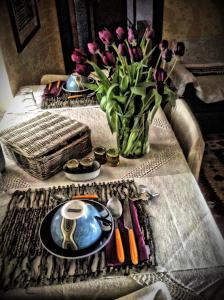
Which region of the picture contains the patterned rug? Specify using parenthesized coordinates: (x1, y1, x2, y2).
(199, 133, 224, 236)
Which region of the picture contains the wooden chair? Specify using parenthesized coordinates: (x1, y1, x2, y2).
(40, 74, 69, 85)
(164, 98, 205, 181)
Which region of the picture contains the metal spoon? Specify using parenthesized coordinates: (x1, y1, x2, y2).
(106, 192, 125, 263)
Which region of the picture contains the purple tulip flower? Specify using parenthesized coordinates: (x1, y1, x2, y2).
(98, 28, 114, 45)
(174, 41, 185, 56)
(102, 51, 116, 66)
(156, 81, 164, 95)
(159, 39, 168, 51)
(132, 47, 143, 62)
(116, 27, 126, 40)
(71, 49, 86, 64)
(87, 42, 99, 55)
(118, 43, 127, 56)
(153, 68, 166, 82)
(145, 27, 154, 40)
(75, 63, 90, 76)
(162, 48, 173, 62)
(128, 28, 137, 45)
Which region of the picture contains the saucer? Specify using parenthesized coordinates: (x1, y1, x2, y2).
(39, 199, 113, 259)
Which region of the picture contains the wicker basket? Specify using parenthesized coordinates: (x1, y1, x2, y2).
(0, 112, 92, 180)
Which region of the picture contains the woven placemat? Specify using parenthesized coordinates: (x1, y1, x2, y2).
(0, 180, 155, 290)
(41, 92, 98, 109)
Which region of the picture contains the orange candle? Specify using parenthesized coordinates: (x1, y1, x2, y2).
(56, 80, 61, 89)
(67, 95, 82, 99)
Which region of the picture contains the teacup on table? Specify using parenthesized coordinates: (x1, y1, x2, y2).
(64, 74, 93, 93)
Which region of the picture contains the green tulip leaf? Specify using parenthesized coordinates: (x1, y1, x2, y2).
(120, 75, 129, 92)
(105, 100, 122, 133)
(114, 95, 127, 104)
(110, 110, 119, 133)
(100, 95, 107, 111)
(129, 63, 138, 82)
(146, 67, 153, 81)
(141, 46, 156, 64)
(106, 110, 114, 133)
(125, 100, 135, 118)
(141, 92, 154, 113)
(131, 86, 146, 97)
(112, 67, 119, 84)
(137, 82, 155, 88)
(140, 35, 146, 51)
(164, 85, 176, 106)
(96, 93, 102, 103)
(106, 83, 119, 102)
(154, 89, 162, 106)
(83, 83, 98, 91)
(88, 61, 110, 88)
(148, 89, 162, 122)
(96, 83, 106, 94)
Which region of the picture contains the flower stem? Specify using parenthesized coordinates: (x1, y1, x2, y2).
(155, 50, 162, 70)
(164, 57, 177, 83)
(143, 39, 149, 56)
(125, 39, 133, 64)
(112, 43, 126, 72)
(124, 92, 134, 113)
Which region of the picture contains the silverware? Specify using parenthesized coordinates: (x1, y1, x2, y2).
(123, 197, 138, 265)
(138, 184, 159, 201)
(106, 192, 125, 263)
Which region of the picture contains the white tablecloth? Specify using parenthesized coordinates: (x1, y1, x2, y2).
(0, 86, 224, 299)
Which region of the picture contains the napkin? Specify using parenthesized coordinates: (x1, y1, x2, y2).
(105, 200, 149, 266)
(115, 281, 172, 300)
(43, 81, 63, 97)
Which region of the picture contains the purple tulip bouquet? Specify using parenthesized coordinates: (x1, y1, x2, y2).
(71, 26, 185, 158)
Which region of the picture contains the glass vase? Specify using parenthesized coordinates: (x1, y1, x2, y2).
(116, 112, 150, 159)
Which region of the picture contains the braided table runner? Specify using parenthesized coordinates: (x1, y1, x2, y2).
(0, 180, 155, 291)
(41, 93, 98, 109)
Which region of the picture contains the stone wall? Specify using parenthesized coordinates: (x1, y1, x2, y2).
(163, 0, 224, 63)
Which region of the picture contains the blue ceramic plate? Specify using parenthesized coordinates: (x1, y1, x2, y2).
(39, 199, 114, 259)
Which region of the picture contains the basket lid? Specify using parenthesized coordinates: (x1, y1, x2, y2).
(0, 112, 90, 158)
